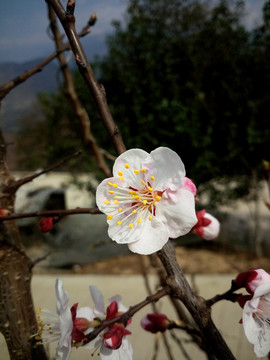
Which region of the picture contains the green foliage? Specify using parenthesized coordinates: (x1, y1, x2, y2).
(97, 0, 270, 191)
(16, 0, 270, 203)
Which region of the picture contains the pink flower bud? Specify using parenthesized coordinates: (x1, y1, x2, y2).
(39, 217, 54, 233)
(141, 313, 169, 333)
(192, 210, 220, 240)
(180, 177, 197, 196)
(106, 300, 119, 320)
(0, 208, 10, 217)
(234, 269, 270, 294)
(103, 324, 131, 349)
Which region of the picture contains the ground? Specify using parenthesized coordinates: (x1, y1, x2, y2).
(33, 243, 270, 275)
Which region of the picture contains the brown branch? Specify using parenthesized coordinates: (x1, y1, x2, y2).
(0, 14, 96, 101)
(46, 0, 126, 156)
(86, 286, 170, 343)
(47, 5, 112, 177)
(0, 207, 101, 222)
(158, 241, 236, 360)
(8, 150, 82, 193)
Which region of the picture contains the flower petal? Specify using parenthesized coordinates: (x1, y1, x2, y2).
(90, 285, 105, 315)
(113, 149, 149, 188)
(55, 344, 72, 360)
(76, 306, 95, 321)
(100, 337, 133, 360)
(128, 216, 169, 254)
(55, 279, 70, 315)
(142, 147, 185, 191)
(157, 188, 197, 238)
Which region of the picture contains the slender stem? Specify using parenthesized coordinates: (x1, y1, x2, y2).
(0, 207, 101, 222)
(45, 0, 126, 156)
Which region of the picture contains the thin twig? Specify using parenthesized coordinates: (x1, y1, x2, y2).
(46, 0, 126, 156)
(86, 286, 170, 343)
(47, 5, 111, 177)
(9, 150, 82, 192)
(0, 15, 96, 100)
(0, 207, 101, 222)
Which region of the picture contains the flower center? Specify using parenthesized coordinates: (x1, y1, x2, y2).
(103, 164, 163, 229)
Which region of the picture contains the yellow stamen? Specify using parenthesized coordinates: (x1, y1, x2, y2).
(134, 169, 139, 175)
(147, 186, 153, 192)
(108, 182, 113, 186)
(125, 163, 130, 169)
(108, 190, 114, 194)
(141, 180, 146, 185)
(117, 221, 122, 225)
(107, 215, 113, 220)
(118, 171, 123, 176)
(137, 218, 142, 223)
(113, 183, 118, 188)
(151, 176, 155, 181)
(118, 208, 123, 212)
(129, 223, 134, 229)
(104, 200, 110, 205)
(119, 176, 124, 181)
(141, 168, 146, 173)
(129, 190, 133, 194)
(156, 195, 161, 201)
(114, 196, 118, 199)
(132, 210, 137, 213)
(149, 216, 153, 221)
(143, 200, 147, 205)
(114, 200, 119, 204)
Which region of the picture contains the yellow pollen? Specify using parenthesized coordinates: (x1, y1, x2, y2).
(132, 210, 137, 213)
(141, 168, 146, 173)
(147, 186, 153, 192)
(151, 176, 155, 181)
(118, 171, 123, 176)
(143, 200, 147, 205)
(114, 200, 119, 204)
(129, 223, 134, 229)
(118, 208, 123, 212)
(125, 163, 130, 169)
(113, 183, 118, 188)
(108, 190, 114, 194)
(117, 220, 122, 225)
(134, 169, 139, 175)
(104, 200, 110, 205)
(108, 182, 113, 186)
(119, 176, 124, 181)
(129, 190, 133, 194)
(132, 191, 137, 195)
(141, 180, 146, 185)
(114, 196, 118, 199)
(137, 218, 142, 223)
(156, 195, 161, 201)
(107, 215, 113, 220)
(149, 216, 153, 221)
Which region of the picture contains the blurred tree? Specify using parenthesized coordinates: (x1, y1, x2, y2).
(16, 0, 270, 203)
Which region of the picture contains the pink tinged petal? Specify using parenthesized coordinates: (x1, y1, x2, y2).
(201, 213, 220, 240)
(157, 189, 197, 238)
(100, 337, 133, 360)
(128, 216, 170, 255)
(90, 286, 105, 315)
(142, 147, 186, 191)
(180, 177, 197, 196)
(247, 269, 270, 294)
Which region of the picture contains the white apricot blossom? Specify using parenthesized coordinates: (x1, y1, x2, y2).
(242, 282, 270, 357)
(96, 147, 197, 254)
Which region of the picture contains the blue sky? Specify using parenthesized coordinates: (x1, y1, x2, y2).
(0, 0, 266, 64)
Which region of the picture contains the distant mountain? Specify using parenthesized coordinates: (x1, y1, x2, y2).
(0, 33, 108, 133)
(0, 59, 59, 133)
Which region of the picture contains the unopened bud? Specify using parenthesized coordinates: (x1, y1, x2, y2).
(141, 313, 169, 333)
